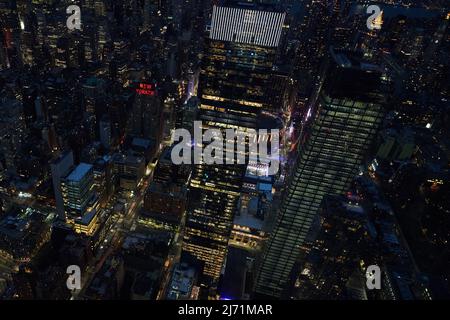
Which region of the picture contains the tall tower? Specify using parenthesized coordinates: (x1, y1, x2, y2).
(127, 80, 162, 144)
(51, 150, 75, 220)
(181, 3, 285, 286)
(61, 163, 96, 222)
(99, 115, 112, 149)
(255, 49, 386, 298)
(0, 97, 26, 173)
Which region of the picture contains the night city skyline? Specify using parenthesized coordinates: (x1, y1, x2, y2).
(0, 0, 449, 307)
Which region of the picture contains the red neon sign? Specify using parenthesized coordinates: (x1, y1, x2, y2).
(135, 83, 156, 96)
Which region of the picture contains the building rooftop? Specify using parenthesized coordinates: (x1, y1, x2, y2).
(167, 263, 197, 300)
(76, 209, 97, 226)
(323, 48, 385, 103)
(209, 4, 285, 47)
(66, 163, 93, 182)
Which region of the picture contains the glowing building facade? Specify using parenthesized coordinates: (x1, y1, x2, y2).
(181, 3, 285, 285)
(255, 50, 386, 298)
(61, 163, 96, 222)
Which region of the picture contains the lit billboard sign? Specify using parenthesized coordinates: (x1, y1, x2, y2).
(135, 83, 156, 96)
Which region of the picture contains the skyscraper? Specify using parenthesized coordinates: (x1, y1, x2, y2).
(255, 49, 386, 298)
(51, 151, 75, 220)
(61, 163, 96, 222)
(0, 97, 26, 173)
(99, 115, 112, 149)
(181, 2, 285, 286)
(127, 80, 162, 144)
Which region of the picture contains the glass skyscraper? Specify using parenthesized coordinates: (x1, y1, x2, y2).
(181, 3, 285, 286)
(61, 162, 95, 221)
(255, 49, 386, 298)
